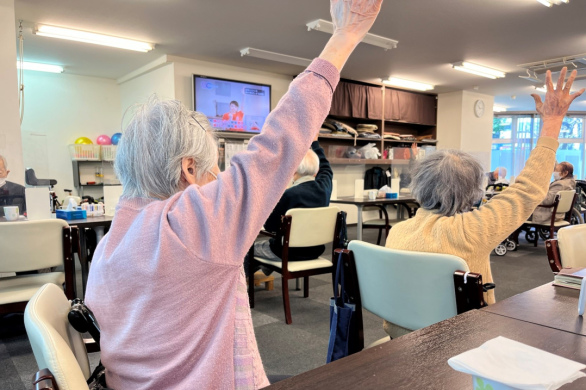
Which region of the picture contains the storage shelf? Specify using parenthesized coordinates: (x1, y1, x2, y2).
(382, 138, 438, 145)
(319, 135, 382, 142)
(329, 158, 409, 165)
(215, 131, 255, 140)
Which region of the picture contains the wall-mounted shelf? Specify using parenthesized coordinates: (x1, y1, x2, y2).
(382, 138, 438, 145)
(215, 131, 255, 140)
(318, 135, 382, 143)
(329, 158, 410, 165)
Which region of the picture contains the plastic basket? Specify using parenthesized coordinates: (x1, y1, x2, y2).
(69, 145, 101, 161)
(101, 145, 117, 161)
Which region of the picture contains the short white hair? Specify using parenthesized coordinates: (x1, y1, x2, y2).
(115, 95, 218, 199)
(296, 150, 319, 177)
(0, 155, 6, 169)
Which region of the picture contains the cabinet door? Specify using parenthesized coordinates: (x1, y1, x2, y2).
(330, 81, 351, 117)
(384, 88, 401, 121)
(419, 94, 437, 125)
(366, 85, 383, 120)
(397, 90, 419, 123)
(347, 83, 367, 118)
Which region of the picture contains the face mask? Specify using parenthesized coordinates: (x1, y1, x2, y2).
(0, 177, 5, 187)
(553, 172, 562, 181)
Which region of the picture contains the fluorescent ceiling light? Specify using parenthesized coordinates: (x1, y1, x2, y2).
(34, 25, 154, 52)
(536, 0, 569, 6)
(535, 85, 547, 93)
(493, 105, 507, 112)
(536, 0, 553, 6)
(240, 47, 312, 67)
(382, 77, 434, 91)
(306, 19, 398, 51)
(452, 62, 505, 79)
(17, 61, 63, 73)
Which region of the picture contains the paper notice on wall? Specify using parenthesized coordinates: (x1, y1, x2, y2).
(224, 141, 247, 168)
(22, 132, 50, 178)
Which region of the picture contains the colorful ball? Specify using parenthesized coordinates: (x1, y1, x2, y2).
(74, 137, 93, 145)
(96, 135, 112, 145)
(111, 133, 122, 145)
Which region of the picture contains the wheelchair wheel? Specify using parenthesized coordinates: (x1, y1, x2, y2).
(538, 228, 551, 241)
(571, 208, 584, 225)
(505, 240, 517, 251)
(494, 245, 507, 256)
(525, 230, 537, 243)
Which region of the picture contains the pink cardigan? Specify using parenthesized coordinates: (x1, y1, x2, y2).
(85, 59, 339, 390)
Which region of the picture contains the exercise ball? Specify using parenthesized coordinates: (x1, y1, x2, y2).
(96, 135, 112, 145)
(111, 133, 122, 145)
(74, 137, 93, 145)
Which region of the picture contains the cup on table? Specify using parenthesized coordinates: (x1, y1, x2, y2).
(368, 190, 377, 200)
(3, 206, 19, 221)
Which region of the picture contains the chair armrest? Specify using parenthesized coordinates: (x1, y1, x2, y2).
(536, 203, 556, 209)
(545, 239, 562, 273)
(258, 230, 276, 238)
(453, 270, 486, 314)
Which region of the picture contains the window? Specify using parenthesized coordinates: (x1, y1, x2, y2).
(492, 115, 585, 179)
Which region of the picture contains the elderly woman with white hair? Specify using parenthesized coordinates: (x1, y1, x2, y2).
(84, 1, 383, 389)
(383, 68, 584, 339)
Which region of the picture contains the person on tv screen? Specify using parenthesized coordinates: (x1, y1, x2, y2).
(222, 100, 244, 122)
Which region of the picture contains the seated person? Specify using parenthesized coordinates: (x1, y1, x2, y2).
(532, 161, 575, 224)
(486, 166, 507, 187)
(249, 135, 333, 273)
(0, 155, 26, 217)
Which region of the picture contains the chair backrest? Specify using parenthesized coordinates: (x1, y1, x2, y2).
(348, 240, 470, 331)
(286, 206, 340, 247)
(24, 283, 90, 390)
(556, 190, 576, 214)
(558, 224, 586, 268)
(0, 219, 69, 273)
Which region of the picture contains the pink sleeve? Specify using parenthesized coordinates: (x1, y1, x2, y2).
(167, 59, 340, 265)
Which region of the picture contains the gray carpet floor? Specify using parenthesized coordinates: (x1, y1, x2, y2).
(0, 227, 555, 388)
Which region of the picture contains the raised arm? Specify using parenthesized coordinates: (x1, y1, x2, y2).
(168, 0, 383, 265)
(464, 68, 584, 251)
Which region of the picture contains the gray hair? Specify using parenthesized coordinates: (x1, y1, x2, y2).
(296, 150, 319, 177)
(0, 155, 6, 169)
(115, 95, 218, 199)
(410, 149, 484, 217)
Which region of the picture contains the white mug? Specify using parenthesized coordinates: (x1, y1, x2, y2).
(368, 190, 377, 200)
(4, 206, 19, 221)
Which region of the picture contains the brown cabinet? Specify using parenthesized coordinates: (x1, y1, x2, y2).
(386, 88, 436, 125)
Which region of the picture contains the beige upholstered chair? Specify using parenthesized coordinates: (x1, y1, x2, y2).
(546, 224, 586, 272)
(25, 283, 91, 390)
(248, 206, 344, 324)
(0, 219, 76, 314)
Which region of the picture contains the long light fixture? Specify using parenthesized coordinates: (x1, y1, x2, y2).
(493, 105, 507, 112)
(452, 61, 506, 79)
(17, 61, 63, 73)
(382, 77, 434, 91)
(306, 19, 398, 51)
(240, 47, 312, 67)
(34, 25, 154, 52)
(536, 0, 569, 7)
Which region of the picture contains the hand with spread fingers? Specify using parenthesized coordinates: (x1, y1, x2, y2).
(531, 68, 585, 139)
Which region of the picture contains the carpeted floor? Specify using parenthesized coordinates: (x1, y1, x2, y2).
(0, 226, 555, 388)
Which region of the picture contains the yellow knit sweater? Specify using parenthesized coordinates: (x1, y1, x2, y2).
(384, 137, 559, 336)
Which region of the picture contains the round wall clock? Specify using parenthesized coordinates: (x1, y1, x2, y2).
(474, 99, 485, 118)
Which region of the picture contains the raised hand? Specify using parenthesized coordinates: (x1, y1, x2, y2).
(331, 0, 384, 42)
(531, 68, 584, 122)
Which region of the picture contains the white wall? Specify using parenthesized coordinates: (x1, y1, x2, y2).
(20, 71, 120, 197)
(0, 0, 25, 185)
(119, 62, 175, 126)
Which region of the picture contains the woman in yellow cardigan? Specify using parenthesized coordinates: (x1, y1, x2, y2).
(384, 68, 584, 338)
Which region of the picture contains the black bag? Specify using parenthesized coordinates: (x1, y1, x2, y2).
(338, 212, 348, 249)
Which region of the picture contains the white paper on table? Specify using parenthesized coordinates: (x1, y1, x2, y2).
(390, 178, 400, 194)
(25, 187, 52, 221)
(330, 180, 337, 200)
(448, 336, 586, 390)
(354, 179, 364, 198)
(104, 185, 123, 216)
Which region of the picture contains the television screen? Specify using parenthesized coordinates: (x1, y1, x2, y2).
(193, 75, 271, 133)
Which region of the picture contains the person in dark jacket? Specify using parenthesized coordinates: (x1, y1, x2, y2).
(0, 155, 26, 217)
(246, 138, 333, 275)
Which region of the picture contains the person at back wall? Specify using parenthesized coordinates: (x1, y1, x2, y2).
(0, 155, 26, 217)
(532, 161, 575, 224)
(246, 133, 333, 276)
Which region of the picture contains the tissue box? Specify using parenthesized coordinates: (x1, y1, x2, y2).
(56, 209, 87, 221)
(473, 376, 514, 390)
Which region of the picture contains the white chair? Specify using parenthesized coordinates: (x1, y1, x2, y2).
(0, 219, 76, 314)
(348, 240, 472, 333)
(25, 283, 91, 390)
(546, 224, 586, 272)
(248, 206, 344, 324)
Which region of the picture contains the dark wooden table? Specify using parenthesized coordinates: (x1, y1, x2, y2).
(268, 310, 586, 389)
(330, 196, 417, 240)
(482, 283, 586, 336)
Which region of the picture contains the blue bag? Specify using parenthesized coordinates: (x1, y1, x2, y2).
(326, 251, 355, 363)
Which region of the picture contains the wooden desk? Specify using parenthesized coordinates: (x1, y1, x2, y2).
(482, 283, 586, 336)
(268, 310, 586, 389)
(330, 196, 417, 240)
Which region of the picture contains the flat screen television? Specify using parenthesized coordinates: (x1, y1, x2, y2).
(193, 75, 271, 133)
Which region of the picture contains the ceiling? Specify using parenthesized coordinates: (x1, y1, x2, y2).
(14, 0, 586, 111)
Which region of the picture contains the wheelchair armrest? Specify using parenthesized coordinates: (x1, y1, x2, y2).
(259, 230, 276, 238)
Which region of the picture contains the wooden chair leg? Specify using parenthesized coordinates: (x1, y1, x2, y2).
(282, 276, 292, 324)
(376, 228, 382, 245)
(304, 276, 309, 298)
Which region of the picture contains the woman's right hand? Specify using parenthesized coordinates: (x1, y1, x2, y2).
(331, 0, 384, 42)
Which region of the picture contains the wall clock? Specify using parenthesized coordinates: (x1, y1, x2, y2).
(474, 99, 485, 118)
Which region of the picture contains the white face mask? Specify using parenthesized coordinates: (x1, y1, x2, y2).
(0, 177, 6, 187)
(553, 172, 562, 181)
